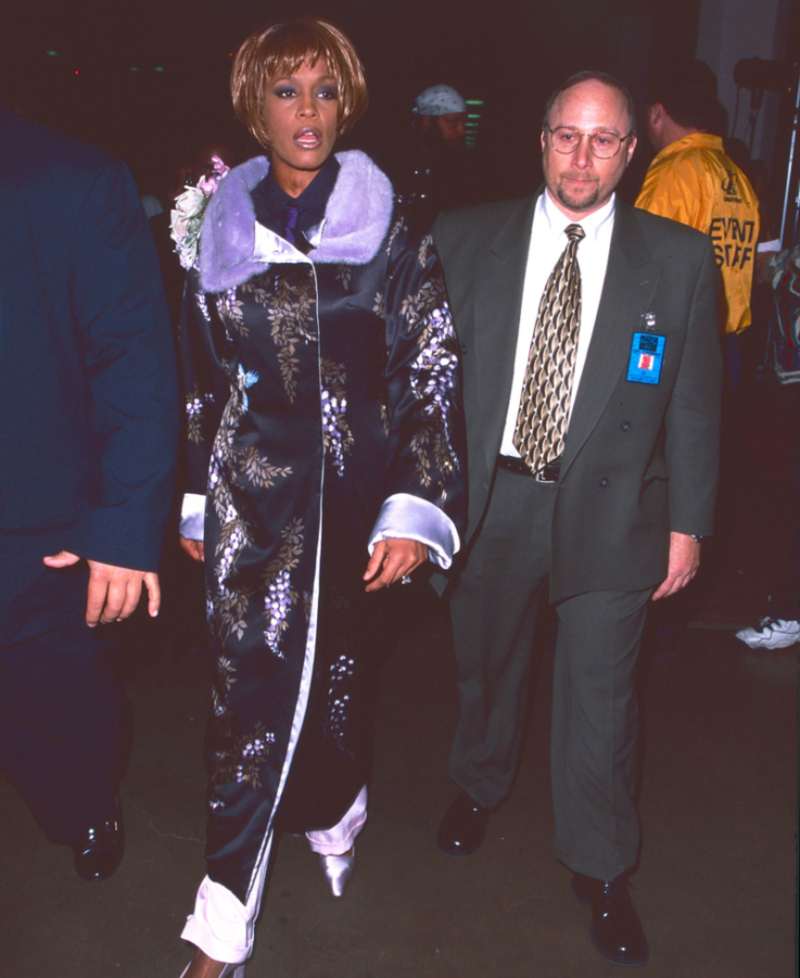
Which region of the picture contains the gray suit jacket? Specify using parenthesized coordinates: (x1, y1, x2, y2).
(432, 193, 722, 601)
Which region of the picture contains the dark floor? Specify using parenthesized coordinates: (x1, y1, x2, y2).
(1, 378, 798, 977)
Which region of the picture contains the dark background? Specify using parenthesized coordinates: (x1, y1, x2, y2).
(0, 1, 703, 195)
(0, 0, 796, 215)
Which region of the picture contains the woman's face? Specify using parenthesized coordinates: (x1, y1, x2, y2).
(263, 58, 340, 195)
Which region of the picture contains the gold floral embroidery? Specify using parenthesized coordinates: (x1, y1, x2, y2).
(385, 216, 407, 255)
(409, 428, 433, 488)
(237, 447, 292, 488)
(211, 721, 275, 790)
(418, 234, 433, 267)
(216, 289, 249, 337)
(335, 264, 352, 291)
(216, 584, 249, 643)
(400, 277, 447, 332)
(243, 271, 317, 403)
(185, 385, 214, 444)
(215, 654, 237, 694)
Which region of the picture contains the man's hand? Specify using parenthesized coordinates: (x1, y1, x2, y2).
(652, 532, 701, 601)
(42, 551, 160, 626)
(363, 538, 428, 592)
(180, 536, 205, 563)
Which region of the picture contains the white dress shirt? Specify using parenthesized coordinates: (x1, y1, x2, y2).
(499, 190, 616, 457)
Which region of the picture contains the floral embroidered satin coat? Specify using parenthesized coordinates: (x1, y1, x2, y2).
(178, 151, 465, 901)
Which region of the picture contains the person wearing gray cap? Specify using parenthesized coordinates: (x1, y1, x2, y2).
(412, 83, 468, 146)
(395, 83, 477, 236)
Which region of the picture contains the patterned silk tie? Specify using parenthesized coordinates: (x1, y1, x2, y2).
(513, 223, 585, 474)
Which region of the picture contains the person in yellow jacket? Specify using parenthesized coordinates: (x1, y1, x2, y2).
(636, 61, 759, 388)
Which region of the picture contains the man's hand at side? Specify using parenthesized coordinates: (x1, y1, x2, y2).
(651, 531, 701, 601)
(42, 551, 160, 626)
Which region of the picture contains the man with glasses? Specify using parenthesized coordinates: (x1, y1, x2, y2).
(431, 72, 721, 966)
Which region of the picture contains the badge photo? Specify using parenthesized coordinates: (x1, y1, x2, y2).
(627, 331, 666, 385)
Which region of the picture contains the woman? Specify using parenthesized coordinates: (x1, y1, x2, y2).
(173, 19, 465, 978)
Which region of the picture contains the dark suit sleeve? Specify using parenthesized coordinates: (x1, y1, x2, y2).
(663, 237, 722, 536)
(69, 159, 180, 571)
(431, 211, 452, 264)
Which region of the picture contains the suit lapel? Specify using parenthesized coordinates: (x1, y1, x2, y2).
(474, 197, 537, 474)
(562, 203, 662, 474)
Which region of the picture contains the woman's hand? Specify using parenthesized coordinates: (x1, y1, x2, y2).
(363, 538, 428, 592)
(180, 536, 205, 563)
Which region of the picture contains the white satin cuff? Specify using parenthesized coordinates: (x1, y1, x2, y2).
(180, 493, 206, 541)
(368, 493, 460, 569)
(181, 833, 272, 963)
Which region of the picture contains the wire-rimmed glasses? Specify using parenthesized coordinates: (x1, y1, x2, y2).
(545, 126, 634, 159)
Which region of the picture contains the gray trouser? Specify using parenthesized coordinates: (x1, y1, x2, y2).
(449, 464, 652, 880)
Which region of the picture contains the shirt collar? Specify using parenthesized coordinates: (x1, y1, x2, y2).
(539, 188, 616, 243)
(251, 155, 340, 227)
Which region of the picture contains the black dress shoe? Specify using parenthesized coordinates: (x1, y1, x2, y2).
(72, 801, 124, 882)
(572, 873, 649, 967)
(435, 789, 490, 857)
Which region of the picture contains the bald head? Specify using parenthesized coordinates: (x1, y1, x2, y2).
(541, 77, 637, 221)
(543, 71, 636, 135)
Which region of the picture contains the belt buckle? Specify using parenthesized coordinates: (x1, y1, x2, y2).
(534, 461, 560, 484)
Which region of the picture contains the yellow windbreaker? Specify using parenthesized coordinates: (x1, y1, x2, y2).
(636, 133, 759, 333)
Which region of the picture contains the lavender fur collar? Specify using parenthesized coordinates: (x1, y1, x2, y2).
(198, 150, 394, 293)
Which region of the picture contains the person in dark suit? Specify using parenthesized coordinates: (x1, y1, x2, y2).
(0, 106, 179, 880)
(431, 72, 721, 966)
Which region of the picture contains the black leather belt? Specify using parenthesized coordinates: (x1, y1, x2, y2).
(497, 454, 561, 483)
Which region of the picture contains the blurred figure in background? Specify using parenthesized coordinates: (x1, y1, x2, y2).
(734, 243, 800, 650)
(636, 60, 759, 392)
(394, 83, 480, 236)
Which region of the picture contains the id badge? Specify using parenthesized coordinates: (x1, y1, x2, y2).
(627, 332, 665, 385)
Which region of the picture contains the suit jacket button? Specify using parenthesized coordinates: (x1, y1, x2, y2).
(599, 477, 609, 487)
(621, 421, 630, 431)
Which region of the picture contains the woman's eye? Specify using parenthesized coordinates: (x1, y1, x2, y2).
(317, 87, 338, 100)
(274, 86, 296, 98)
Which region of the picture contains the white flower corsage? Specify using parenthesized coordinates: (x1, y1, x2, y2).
(170, 155, 230, 270)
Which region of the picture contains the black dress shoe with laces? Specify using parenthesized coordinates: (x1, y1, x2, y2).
(72, 800, 124, 881)
(435, 789, 490, 857)
(572, 873, 649, 967)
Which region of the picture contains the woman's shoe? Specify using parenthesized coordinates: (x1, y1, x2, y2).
(179, 958, 245, 978)
(319, 846, 356, 897)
